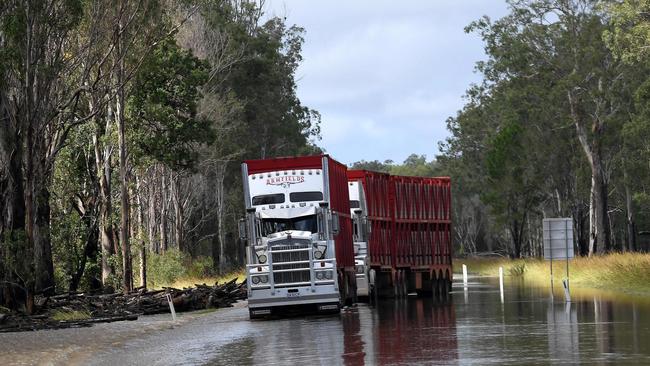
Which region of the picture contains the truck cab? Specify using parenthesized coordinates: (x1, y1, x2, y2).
(240, 156, 356, 319)
(349, 181, 371, 299)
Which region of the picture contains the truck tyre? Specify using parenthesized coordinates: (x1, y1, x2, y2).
(368, 269, 377, 305)
(432, 276, 441, 301)
(349, 274, 358, 305)
(339, 272, 349, 308)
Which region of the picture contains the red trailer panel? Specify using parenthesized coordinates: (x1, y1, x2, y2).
(347, 170, 452, 274)
(391, 176, 452, 270)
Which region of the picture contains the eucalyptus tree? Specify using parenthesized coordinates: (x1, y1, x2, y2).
(0, 0, 89, 311)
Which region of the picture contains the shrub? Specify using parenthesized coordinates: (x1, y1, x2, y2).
(147, 250, 187, 288)
(186, 256, 215, 279)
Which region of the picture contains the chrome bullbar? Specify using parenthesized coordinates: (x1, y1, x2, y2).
(247, 246, 337, 292)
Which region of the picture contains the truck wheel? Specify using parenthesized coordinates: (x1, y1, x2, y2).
(349, 274, 358, 305)
(340, 273, 349, 308)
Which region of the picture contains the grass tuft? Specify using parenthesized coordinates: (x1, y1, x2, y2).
(51, 309, 91, 322)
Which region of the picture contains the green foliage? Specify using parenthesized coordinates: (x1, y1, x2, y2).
(1, 230, 32, 288)
(128, 38, 212, 169)
(351, 155, 439, 177)
(147, 250, 186, 288)
(146, 250, 216, 289)
(186, 256, 215, 279)
(605, 0, 650, 63)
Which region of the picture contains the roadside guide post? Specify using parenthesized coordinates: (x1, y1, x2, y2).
(462, 264, 468, 288)
(166, 293, 177, 321)
(543, 218, 574, 302)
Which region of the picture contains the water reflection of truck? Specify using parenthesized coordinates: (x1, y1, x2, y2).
(239, 155, 357, 319)
(347, 170, 453, 299)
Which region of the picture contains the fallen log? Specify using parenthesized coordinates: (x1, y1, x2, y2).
(0, 281, 247, 333)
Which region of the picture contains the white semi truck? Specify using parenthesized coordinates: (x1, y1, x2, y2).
(240, 155, 357, 319)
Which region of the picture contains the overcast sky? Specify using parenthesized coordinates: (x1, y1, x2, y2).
(266, 1, 510, 165)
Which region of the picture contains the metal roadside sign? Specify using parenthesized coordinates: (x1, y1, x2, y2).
(543, 217, 574, 300)
(543, 218, 574, 260)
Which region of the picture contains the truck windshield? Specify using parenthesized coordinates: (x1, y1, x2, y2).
(261, 215, 318, 235)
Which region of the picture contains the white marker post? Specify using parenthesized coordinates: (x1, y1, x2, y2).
(562, 279, 571, 303)
(462, 264, 468, 288)
(166, 293, 177, 321)
(499, 266, 504, 303)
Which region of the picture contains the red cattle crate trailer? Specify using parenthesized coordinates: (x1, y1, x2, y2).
(240, 154, 356, 318)
(347, 170, 452, 299)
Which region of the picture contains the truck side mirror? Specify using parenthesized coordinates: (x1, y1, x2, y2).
(331, 212, 340, 236)
(238, 218, 247, 242)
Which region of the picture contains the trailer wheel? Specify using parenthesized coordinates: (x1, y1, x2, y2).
(402, 269, 409, 298)
(368, 270, 377, 305)
(441, 278, 450, 303)
(432, 275, 441, 301)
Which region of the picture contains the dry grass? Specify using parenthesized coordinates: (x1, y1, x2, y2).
(154, 269, 245, 290)
(51, 309, 92, 322)
(456, 253, 650, 295)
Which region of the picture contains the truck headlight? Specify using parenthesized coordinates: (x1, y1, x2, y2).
(316, 271, 324, 280)
(356, 265, 364, 274)
(260, 275, 268, 283)
(252, 276, 260, 284)
(314, 250, 324, 260)
(325, 271, 333, 280)
(258, 254, 267, 264)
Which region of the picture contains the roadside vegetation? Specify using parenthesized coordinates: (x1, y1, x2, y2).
(144, 250, 244, 289)
(458, 253, 650, 295)
(50, 310, 92, 322)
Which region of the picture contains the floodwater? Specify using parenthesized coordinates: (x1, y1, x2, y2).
(2, 277, 650, 365)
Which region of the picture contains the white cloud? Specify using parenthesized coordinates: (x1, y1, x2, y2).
(266, 0, 510, 164)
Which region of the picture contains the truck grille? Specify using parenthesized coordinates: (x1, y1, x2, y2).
(271, 245, 310, 285)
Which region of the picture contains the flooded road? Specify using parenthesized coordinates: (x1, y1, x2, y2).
(2, 277, 650, 365)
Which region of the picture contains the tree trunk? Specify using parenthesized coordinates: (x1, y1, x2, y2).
(115, 13, 132, 294)
(172, 175, 184, 252)
(624, 170, 636, 252)
(69, 208, 100, 293)
(0, 92, 27, 310)
(569, 91, 611, 256)
(33, 184, 55, 294)
(147, 172, 157, 253)
(136, 175, 147, 288)
(160, 166, 168, 253)
(589, 158, 610, 255)
(215, 162, 227, 273)
(93, 108, 115, 285)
